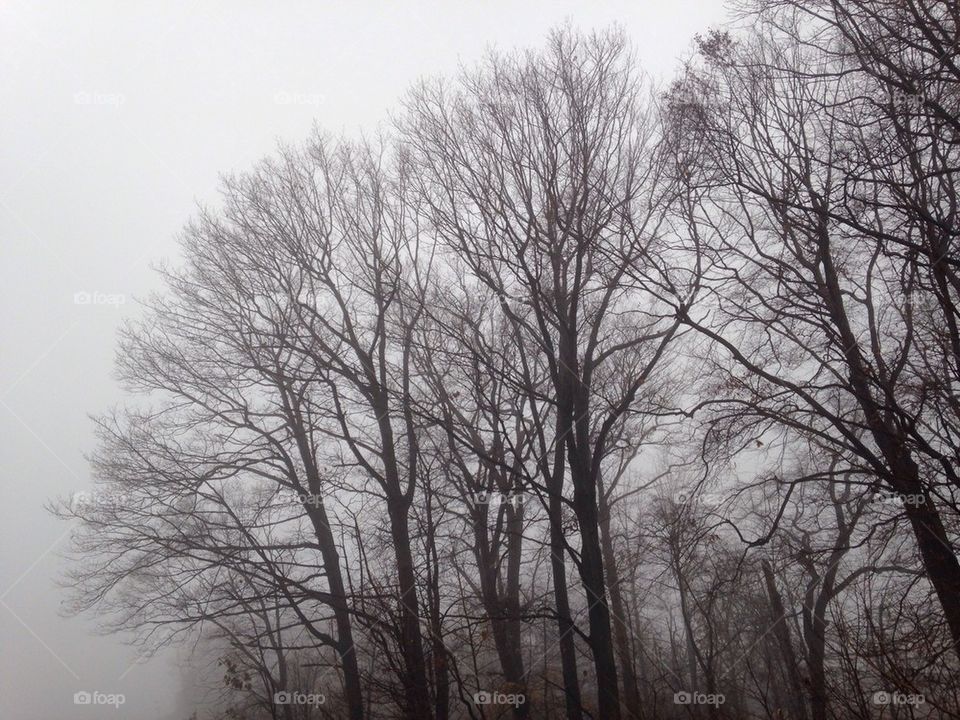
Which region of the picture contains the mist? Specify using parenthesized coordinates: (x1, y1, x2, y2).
(1, 3, 728, 719)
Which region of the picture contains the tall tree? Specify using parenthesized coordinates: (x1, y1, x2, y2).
(402, 27, 699, 718)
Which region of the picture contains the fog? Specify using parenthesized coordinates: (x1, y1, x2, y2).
(0, 2, 728, 718)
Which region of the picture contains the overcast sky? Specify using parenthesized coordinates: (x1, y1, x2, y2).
(0, 1, 729, 717)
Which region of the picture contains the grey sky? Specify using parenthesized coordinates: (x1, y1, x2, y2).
(0, 2, 729, 717)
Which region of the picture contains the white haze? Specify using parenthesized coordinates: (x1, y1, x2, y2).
(0, 1, 728, 717)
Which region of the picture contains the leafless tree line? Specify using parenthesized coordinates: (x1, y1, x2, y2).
(55, 3, 959, 718)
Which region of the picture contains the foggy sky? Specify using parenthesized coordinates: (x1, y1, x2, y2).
(0, 2, 728, 717)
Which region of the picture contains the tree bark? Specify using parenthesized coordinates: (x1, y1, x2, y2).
(817, 224, 960, 662)
(285, 394, 365, 720)
(475, 502, 530, 716)
(547, 440, 585, 720)
(562, 359, 621, 720)
(599, 477, 643, 719)
(761, 559, 807, 720)
(387, 499, 433, 720)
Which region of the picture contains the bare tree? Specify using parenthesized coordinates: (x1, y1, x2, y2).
(667, 10, 960, 666)
(52, 15, 960, 720)
(402, 27, 698, 719)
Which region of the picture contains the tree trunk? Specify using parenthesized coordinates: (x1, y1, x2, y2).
(899, 466, 960, 659)
(568, 449, 621, 716)
(475, 502, 530, 716)
(818, 228, 960, 663)
(560, 341, 621, 720)
(305, 504, 365, 720)
(387, 499, 433, 720)
(372, 385, 433, 720)
(761, 559, 807, 720)
(426, 475, 450, 720)
(547, 440, 584, 720)
(803, 604, 827, 720)
(285, 400, 365, 720)
(504, 497, 529, 718)
(598, 476, 642, 719)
